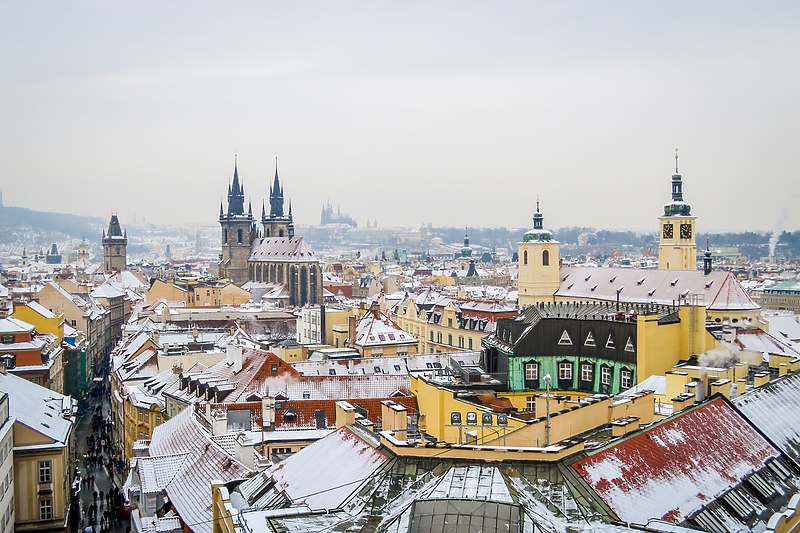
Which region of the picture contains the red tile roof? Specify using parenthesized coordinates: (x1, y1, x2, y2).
(572, 397, 779, 524)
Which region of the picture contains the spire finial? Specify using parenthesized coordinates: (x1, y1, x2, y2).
(675, 148, 679, 173)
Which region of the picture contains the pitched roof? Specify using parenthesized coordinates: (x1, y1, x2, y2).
(147, 408, 254, 533)
(0, 371, 73, 445)
(249, 237, 317, 263)
(734, 371, 800, 463)
(557, 266, 760, 311)
(238, 425, 388, 511)
(571, 397, 779, 524)
(355, 310, 415, 347)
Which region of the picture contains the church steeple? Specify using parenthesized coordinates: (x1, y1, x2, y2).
(226, 156, 246, 216)
(269, 157, 285, 218)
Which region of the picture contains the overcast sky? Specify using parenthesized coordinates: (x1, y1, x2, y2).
(2, 1, 799, 235)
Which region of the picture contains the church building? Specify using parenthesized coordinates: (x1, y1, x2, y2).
(103, 213, 127, 273)
(218, 157, 322, 307)
(516, 161, 762, 327)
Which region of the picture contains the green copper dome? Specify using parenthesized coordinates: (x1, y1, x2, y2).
(461, 229, 473, 257)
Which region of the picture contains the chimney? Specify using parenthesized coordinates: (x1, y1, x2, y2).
(381, 400, 407, 441)
(348, 315, 357, 346)
(370, 301, 380, 319)
(226, 342, 236, 365)
(212, 409, 227, 435)
(233, 345, 243, 373)
(319, 360, 329, 377)
(335, 401, 356, 428)
(261, 396, 275, 431)
(234, 432, 254, 469)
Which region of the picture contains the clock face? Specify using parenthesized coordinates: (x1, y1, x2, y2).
(662, 223, 673, 239)
(680, 223, 692, 240)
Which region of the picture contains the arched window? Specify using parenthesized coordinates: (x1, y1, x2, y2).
(523, 250, 528, 265)
(542, 250, 550, 266)
(237, 229, 243, 244)
(224, 229, 228, 244)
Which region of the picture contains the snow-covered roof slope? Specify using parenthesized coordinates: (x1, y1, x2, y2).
(557, 266, 759, 311)
(734, 371, 800, 463)
(249, 236, 317, 263)
(240, 425, 388, 511)
(572, 397, 779, 525)
(0, 371, 74, 445)
(147, 408, 253, 533)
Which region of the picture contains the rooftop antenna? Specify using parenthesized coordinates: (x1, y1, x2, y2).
(675, 148, 679, 173)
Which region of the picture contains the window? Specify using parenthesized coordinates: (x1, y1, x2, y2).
(207, 290, 211, 296)
(523, 250, 528, 265)
(156, 416, 161, 424)
(601, 366, 611, 385)
(621, 369, 632, 389)
(525, 363, 538, 381)
(139, 411, 143, 421)
(302, 391, 310, 399)
(558, 362, 572, 380)
(430, 331, 434, 341)
(558, 330, 573, 346)
(144, 412, 149, 422)
(448, 334, 453, 345)
(237, 229, 243, 244)
(581, 364, 593, 382)
(271, 364, 278, 374)
(584, 331, 596, 347)
(526, 396, 536, 411)
(39, 499, 52, 521)
(38, 461, 51, 483)
(448, 318, 453, 328)
(542, 249, 550, 266)
(71, 320, 76, 327)
(468, 338, 473, 350)
(437, 333, 442, 343)
(139, 432, 143, 439)
(1, 335, 13, 344)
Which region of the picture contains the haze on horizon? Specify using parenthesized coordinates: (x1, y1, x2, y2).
(2, 2, 799, 235)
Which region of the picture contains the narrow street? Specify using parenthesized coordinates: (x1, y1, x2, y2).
(72, 386, 130, 533)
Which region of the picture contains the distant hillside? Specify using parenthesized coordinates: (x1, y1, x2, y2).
(0, 205, 105, 246)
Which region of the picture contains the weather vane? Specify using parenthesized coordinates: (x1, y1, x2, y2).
(675, 148, 679, 173)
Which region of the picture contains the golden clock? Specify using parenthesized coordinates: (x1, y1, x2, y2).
(662, 223, 673, 239)
(680, 223, 692, 239)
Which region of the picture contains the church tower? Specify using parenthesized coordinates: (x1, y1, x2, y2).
(658, 151, 697, 270)
(103, 213, 127, 273)
(262, 157, 294, 238)
(219, 156, 255, 285)
(457, 229, 473, 270)
(518, 201, 560, 307)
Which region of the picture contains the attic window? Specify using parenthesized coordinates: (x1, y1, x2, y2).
(584, 275, 592, 281)
(625, 337, 635, 352)
(378, 335, 385, 341)
(637, 277, 645, 285)
(394, 365, 401, 371)
(562, 274, 569, 281)
(558, 330, 573, 346)
(705, 280, 714, 289)
(584, 331, 596, 347)
(329, 368, 336, 375)
(609, 276, 616, 283)
(606, 334, 615, 349)
(374, 366, 382, 374)
(388, 334, 395, 340)
(670, 278, 679, 287)
(302, 391, 310, 399)
(648, 288, 656, 296)
(590, 285, 598, 292)
(567, 283, 574, 290)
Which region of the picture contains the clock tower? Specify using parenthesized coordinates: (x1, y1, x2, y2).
(658, 151, 697, 270)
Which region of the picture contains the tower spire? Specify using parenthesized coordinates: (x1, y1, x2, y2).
(675, 148, 679, 173)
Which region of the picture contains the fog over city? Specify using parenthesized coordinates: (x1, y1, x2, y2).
(2, 2, 799, 232)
